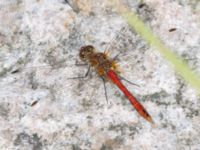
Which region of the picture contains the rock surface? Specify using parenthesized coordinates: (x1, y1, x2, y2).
(0, 0, 200, 149)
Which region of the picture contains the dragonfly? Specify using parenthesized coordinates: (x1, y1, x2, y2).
(0, 26, 154, 124)
(74, 45, 154, 124)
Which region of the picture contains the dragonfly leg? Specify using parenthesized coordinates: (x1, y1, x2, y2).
(101, 77, 108, 104)
(67, 66, 90, 79)
(119, 75, 140, 87)
(112, 52, 121, 61)
(75, 62, 88, 66)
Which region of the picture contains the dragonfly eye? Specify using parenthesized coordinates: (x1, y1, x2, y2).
(79, 45, 95, 60)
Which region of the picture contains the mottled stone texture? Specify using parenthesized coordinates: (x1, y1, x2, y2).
(0, 0, 200, 150)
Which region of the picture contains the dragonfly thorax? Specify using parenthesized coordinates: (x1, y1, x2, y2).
(79, 45, 118, 76)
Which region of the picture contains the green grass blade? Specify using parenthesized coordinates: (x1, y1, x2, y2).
(112, 0, 200, 93)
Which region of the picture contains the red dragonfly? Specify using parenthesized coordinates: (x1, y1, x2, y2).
(77, 45, 154, 124)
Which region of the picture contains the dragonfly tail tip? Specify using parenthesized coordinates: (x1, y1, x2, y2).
(146, 116, 156, 126)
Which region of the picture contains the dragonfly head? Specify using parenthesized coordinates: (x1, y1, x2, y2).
(79, 45, 95, 61)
